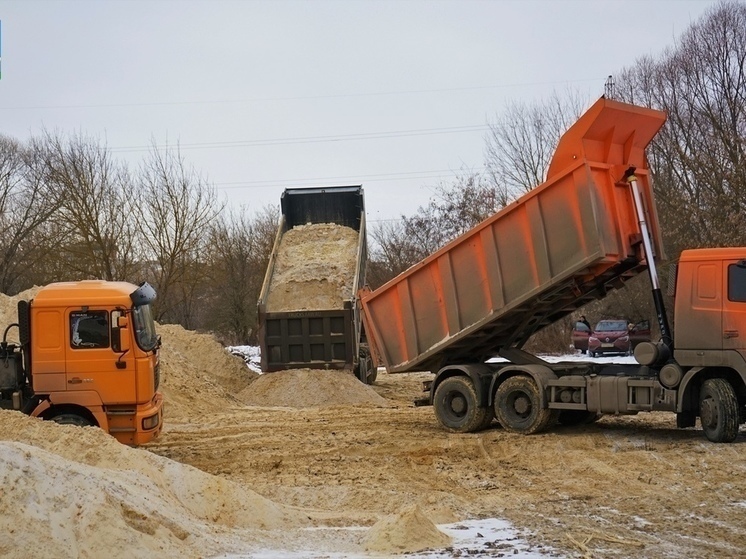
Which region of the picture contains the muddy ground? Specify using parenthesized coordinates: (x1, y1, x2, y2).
(147, 369, 746, 559)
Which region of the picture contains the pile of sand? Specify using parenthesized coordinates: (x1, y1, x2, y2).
(265, 223, 359, 312)
(0, 286, 41, 342)
(363, 504, 453, 553)
(157, 324, 259, 420)
(237, 368, 390, 408)
(158, 324, 259, 422)
(0, 410, 309, 559)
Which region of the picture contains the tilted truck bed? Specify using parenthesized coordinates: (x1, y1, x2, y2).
(360, 98, 667, 373)
(258, 185, 367, 372)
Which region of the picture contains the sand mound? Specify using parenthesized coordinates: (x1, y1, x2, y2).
(265, 223, 359, 312)
(237, 369, 390, 408)
(0, 410, 309, 559)
(0, 286, 42, 342)
(363, 504, 452, 554)
(157, 324, 259, 420)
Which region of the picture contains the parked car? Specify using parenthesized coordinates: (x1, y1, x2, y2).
(588, 319, 651, 357)
(571, 321, 591, 353)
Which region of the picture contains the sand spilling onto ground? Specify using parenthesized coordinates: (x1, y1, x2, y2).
(363, 504, 452, 553)
(265, 223, 359, 312)
(237, 368, 389, 408)
(157, 323, 258, 420)
(0, 286, 41, 341)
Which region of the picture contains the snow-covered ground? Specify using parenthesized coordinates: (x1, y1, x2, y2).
(226, 344, 638, 374)
(226, 345, 262, 373)
(217, 518, 561, 558)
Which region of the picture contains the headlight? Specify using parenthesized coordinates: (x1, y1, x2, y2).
(589, 337, 598, 342)
(620, 336, 629, 342)
(142, 413, 160, 430)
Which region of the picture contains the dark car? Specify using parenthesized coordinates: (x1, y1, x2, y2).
(571, 321, 591, 353)
(588, 319, 651, 357)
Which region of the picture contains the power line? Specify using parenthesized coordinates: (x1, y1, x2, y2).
(212, 167, 487, 190)
(0, 77, 602, 112)
(109, 125, 490, 153)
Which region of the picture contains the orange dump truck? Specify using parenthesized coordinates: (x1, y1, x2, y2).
(0, 280, 163, 445)
(360, 97, 746, 442)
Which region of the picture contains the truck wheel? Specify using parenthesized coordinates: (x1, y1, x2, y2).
(478, 407, 495, 430)
(433, 376, 490, 433)
(51, 413, 93, 428)
(495, 376, 553, 435)
(699, 378, 739, 443)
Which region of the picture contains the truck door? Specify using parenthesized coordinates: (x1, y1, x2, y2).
(64, 309, 136, 403)
(723, 260, 746, 353)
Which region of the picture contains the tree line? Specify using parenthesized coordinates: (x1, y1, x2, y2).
(1, 1, 742, 349)
(0, 132, 278, 344)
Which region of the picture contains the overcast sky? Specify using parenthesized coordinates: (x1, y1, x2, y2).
(0, 0, 722, 223)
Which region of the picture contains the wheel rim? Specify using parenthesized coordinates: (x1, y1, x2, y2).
(507, 391, 532, 420)
(700, 397, 717, 429)
(446, 392, 467, 417)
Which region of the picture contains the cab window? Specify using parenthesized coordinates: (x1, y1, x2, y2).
(728, 264, 746, 302)
(70, 310, 110, 349)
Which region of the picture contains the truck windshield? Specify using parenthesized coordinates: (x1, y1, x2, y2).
(132, 304, 158, 352)
(595, 321, 628, 332)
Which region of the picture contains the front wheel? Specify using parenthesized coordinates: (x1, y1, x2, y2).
(51, 413, 93, 428)
(433, 376, 490, 433)
(495, 376, 554, 435)
(699, 378, 739, 443)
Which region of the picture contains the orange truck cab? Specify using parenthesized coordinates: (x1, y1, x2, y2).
(0, 280, 163, 445)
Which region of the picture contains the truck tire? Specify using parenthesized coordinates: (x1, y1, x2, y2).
(433, 376, 490, 433)
(51, 413, 93, 428)
(699, 378, 739, 443)
(495, 376, 553, 435)
(478, 408, 495, 430)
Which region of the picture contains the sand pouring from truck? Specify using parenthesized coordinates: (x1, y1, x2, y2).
(258, 186, 376, 383)
(360, 97, 746, 443)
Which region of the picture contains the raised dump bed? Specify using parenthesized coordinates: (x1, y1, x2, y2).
(360, 98, 667, 373)
(257, 186, 368, 376)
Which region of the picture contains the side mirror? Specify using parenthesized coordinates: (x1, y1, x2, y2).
(113, 313, 130, 353)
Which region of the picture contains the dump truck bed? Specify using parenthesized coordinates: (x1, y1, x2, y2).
(258, 186, 367, 372)
(360, 98, 667, 373)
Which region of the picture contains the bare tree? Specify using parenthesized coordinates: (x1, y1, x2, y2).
(40, 131, 139, 282)
(0, 135, 63, 293)
(204, 204, 279, 344)
(368, 172, 502, 288)
(617, 0, 746, 256)
(484, 90, 587, 197)
(367, 220, 422, 289)
(136, 143, 222, 322)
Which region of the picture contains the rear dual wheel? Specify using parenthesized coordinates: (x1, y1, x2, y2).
(433, 376, 493, 433)
(495, 376, 555, 435)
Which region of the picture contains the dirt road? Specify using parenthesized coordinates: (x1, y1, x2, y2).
(147, 370, 746, 559)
